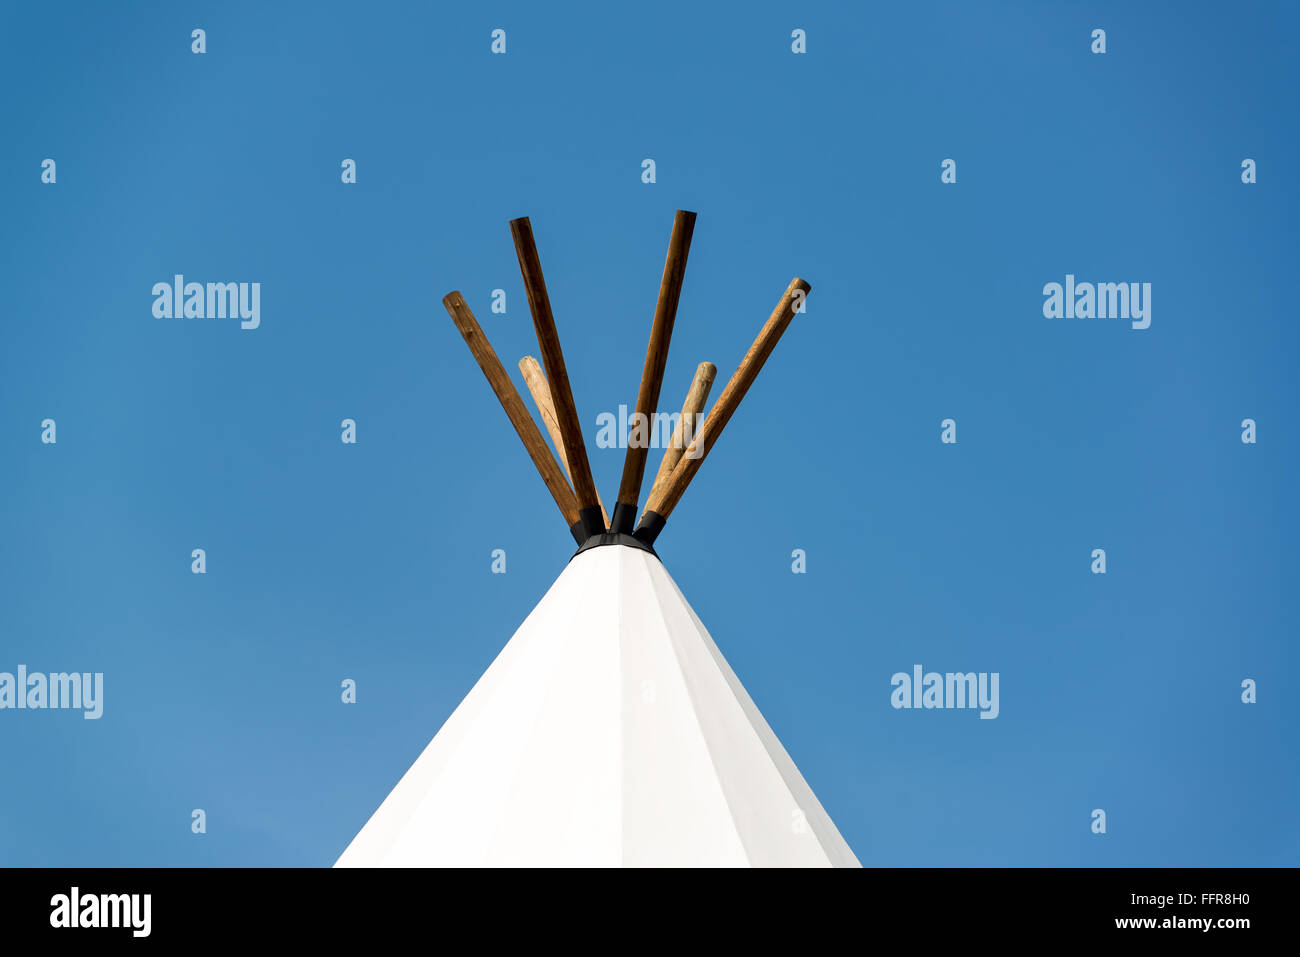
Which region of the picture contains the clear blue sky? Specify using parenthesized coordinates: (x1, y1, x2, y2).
(1, 0, 1295, 866)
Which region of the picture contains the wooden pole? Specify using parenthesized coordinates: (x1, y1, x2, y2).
(510, 217, 604, 537)
(645, 361, 716, 515)
(638, 277, 810, 540)
(519, 356, 610, 527)
(612, 209, 697, 533)
(442, 291, 582, 539)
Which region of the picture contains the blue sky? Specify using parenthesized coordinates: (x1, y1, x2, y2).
(1, 0, 1295, 866)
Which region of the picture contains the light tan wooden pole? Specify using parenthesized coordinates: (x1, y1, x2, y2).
(645, 361, 716, 516)
(612, 209, 697, 533)
(510, 217, 604, 539)
(442, 291, 582, 541)
(519, 356, 610, 527)
(637, 277, 810, 543)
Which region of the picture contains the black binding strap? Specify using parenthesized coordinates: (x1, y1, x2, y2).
(632, 510, 667, 547)
(610, 501, 637, 536)
(568, 518, 587, 546)
(576, 505, 606, 541)
(571, 531, 659, 561)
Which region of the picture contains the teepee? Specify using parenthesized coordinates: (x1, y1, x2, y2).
(336, 211, 859, 867)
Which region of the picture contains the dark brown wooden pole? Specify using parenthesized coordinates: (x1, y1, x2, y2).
(442, 291, 583, 541)
(637, 277, 810, 543)
(510, 217, 604, 538)
(611, 209, 697, 533)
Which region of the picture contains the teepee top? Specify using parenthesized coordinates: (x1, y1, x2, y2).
(441, 210, 809, 551)
(333, 213, 860, 867)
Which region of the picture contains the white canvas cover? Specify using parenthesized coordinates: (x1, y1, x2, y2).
(336, 545, 860, 867)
